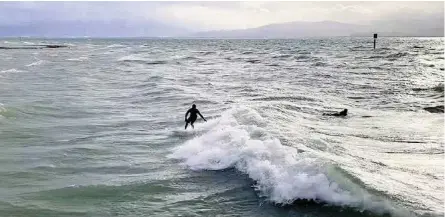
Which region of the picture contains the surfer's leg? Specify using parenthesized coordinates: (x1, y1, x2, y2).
(185, 119, 189, 129)
(190, 117, 197, 129)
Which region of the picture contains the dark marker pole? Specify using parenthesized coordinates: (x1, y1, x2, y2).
(373, 33, 378, 49)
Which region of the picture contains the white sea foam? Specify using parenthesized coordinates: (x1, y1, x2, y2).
(0, 68, 24, 73)
(26, 60, 46, 67)
(107, 44, 126, 48)
(169, 106, 414, 216)
(66, 56, 89, 62)
(117, 54, 146, 62)
(0, 103, 7, 118)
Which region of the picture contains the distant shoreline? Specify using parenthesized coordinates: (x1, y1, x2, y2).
(0, 36, 444, 40)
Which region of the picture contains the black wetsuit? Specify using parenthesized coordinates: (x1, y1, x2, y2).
(185, 108, 206, 129)
(323, 109, 348, 117)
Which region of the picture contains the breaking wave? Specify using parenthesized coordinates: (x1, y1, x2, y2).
(169, 106, 414, 217)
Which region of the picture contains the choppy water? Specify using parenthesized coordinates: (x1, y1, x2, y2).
(0, 38, 443, 217)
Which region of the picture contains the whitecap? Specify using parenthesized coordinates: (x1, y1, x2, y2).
(0, 68, 24, 73)
(66, 56, 89, 62)
(26, 60, 46, 67)
(169, 106, 414, 217)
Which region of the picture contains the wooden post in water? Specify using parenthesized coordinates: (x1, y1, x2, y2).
(373, 33, 378, 49)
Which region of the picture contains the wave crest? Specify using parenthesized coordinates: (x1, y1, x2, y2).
(168, 106, 413, 216)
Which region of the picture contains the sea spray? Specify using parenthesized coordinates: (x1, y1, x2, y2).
(169, 106, 415, 217)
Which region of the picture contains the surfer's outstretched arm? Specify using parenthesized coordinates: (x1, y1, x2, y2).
(198, 111, 207, 122)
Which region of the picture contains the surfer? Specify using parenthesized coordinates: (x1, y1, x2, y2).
(185, 104, 207, 129)
(323, 109, 348, 117)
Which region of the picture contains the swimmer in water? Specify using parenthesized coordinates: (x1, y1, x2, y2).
(185, 104, 207, 129)
(323, 109, 348, 117)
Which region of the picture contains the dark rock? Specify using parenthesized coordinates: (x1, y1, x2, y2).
(0, 45, 68, 50)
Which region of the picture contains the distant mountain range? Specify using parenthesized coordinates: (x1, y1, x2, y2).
(189, 21, 367, 38)
(0, 18, 443, 38)
(188, 20, 444, 38)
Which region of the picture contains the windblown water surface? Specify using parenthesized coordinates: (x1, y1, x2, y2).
(0, 38, 443, 217)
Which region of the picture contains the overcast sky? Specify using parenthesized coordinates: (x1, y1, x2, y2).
(0, 1, 443, 31)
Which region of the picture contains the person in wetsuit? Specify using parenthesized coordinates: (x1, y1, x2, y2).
(323, 109, 348, 117)
(185, 104, 207, 129)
